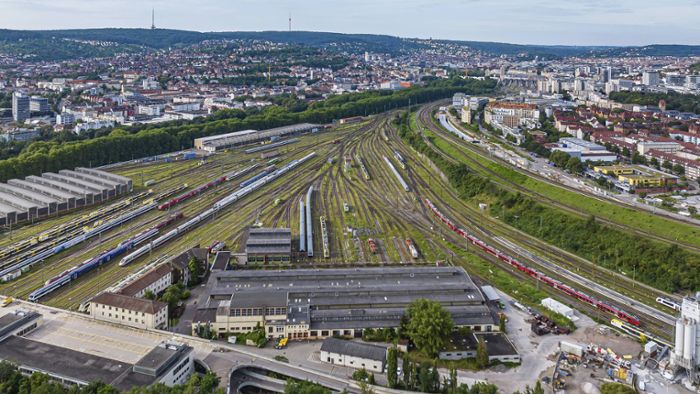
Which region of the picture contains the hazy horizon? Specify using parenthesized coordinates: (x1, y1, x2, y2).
(0, 0, 699, 47)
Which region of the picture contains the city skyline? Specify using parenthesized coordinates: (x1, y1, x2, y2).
(0, 0, 699, 46)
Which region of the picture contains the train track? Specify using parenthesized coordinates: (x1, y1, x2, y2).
(418, 103, 700, 255)
(415, 105, 685, 303)
(386, 114, 674, 338)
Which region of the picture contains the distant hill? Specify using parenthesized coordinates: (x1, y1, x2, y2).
(1, 28, 699, 61)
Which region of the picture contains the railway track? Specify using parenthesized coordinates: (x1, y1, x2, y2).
(416, 106, 686, 307)
(418, 103, 700, 255)
(387, 114, 674, 338)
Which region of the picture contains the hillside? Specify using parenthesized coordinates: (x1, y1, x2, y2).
(1, 28, 700, 61)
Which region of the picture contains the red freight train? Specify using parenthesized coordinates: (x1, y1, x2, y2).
(158, 177, 226, 210)
(424, 198, 640, 327)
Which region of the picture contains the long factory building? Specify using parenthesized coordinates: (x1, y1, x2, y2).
(193, 123, 320, 152)
(0, 167, 131, 226)
(191, 266, 500, 340)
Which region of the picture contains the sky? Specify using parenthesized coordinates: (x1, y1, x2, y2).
(0, 0, 699, 46)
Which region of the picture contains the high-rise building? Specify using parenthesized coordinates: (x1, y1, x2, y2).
(642, 71, 660, 86)
(12, 91, 30, 123)
(672, 293, 700, 383)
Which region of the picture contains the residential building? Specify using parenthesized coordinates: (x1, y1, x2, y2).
(89, 292, 168, 330)
(484, 102, 540, 129)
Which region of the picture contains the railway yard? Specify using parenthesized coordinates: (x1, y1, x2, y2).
(0, 104, 694, 349)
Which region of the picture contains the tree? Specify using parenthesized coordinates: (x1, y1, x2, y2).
(402, 357, 411, 388)
(688, 206, 697, 216)
(448, 366, 458, 394)
(498, 314, 507, 333)
(187, 257, 203, 286)
(358, 381, 375, 394)
(284, 380, 331, 394)
(476, 338, 489, 369)
(429, 364, 440, 393)
(143, 289, 155, 300)
(406, 299, 454, 358)
(565, 157, 584, 174)
(387, 346, 398, 388)
(418, 362, 431, 393)
(672, 163, 685, 175)
(662, 160, 673, 170)
(600, 382, 636, 394)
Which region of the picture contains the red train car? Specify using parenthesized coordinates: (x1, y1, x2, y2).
(423, 198, 640, 327)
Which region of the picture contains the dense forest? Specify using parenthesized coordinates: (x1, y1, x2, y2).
(0, 77, 496, 182)
(397, 113, 700, 293)
(3, 29, 700, 61)
(609, 91, 700, 115)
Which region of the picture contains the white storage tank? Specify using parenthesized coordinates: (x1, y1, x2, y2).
(683, 322, 696, 360)
(675, 318, 685, 358)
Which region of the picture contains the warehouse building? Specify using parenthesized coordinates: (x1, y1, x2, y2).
(0, 168, 130, 226)
(0, 310, 42, 342)
(0, 330, 193, 390)
(191, 266, 498, 339)
(193, 123, 320, 152)
(245, 227, 292, 263)
(439, 332, 520, 363)
(320, 338, 387, 372)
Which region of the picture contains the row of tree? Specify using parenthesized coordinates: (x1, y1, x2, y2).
(0, 77, 497, 182)
(609, 91, 700, 115)
(397, 113, 700, 292)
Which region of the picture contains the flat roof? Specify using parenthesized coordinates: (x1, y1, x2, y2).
(476, 332, 518, 356)
(198, 124, 319, 149)
(197, 267, 495, 328)
(0, 335, 133, 386)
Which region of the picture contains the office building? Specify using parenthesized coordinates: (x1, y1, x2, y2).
(30, 96, 50, 113)
(642, 71, 660, 87)
(12, 91, 30, 123)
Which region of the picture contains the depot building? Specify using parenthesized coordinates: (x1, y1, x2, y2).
(191, 266, 499, 340)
